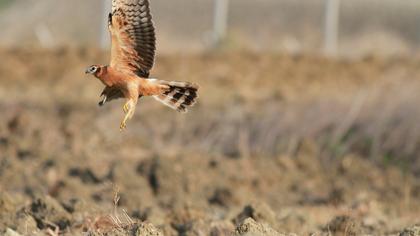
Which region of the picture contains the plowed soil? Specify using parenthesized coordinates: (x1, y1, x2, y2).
(0, 49, 420, 235)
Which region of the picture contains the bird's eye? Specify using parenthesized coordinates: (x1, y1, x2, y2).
(90, 66, 97, 72)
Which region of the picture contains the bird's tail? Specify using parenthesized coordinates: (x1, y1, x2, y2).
(152, 80, 199, 113)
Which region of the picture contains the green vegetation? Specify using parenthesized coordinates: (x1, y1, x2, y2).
(0, 0, 12, 8)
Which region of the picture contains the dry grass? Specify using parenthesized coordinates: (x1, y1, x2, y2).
(84, 187, 138, 234)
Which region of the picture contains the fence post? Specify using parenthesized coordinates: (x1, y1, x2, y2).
(35, 24, 55, 48)
(212, 0, 229, 46)
(324, 0, 340, 56)
(100, 0, 112, 49)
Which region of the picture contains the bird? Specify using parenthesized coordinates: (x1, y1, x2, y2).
(85, 0, 199, 131)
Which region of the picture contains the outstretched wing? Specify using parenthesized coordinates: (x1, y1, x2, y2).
(109, 0, 156, 78)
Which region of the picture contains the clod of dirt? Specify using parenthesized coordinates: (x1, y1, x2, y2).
(234, 218, 284, 236)
(233, 202, 277, 227)
(128, 223, 163, 236)
(0, 136, 9, 147)
(7, 113, 23, 133)
(170, 219, 193, 235)
(136, 157, 160, 195)
(327, 188, 345, 205)
(16, 149, 34, 161)
(0, 193, 16, 213)
(209, 221, 235, 236)
(186, 219, 214, 236)
(323, 215, 361, 236)
(208, 188, 234, 207)
(4, 228, 22, 236)
(68, 167, 103, 184)
(276, 210, 306, 232)
(15, 214, 38, 235)
(298, 187, 344, 206)
(169, 207, 209, 235)
(91, 222, 163, 236)
(25, 196, 72, 231)
(0, 193, 19, 229)
(400, 226, 420, 236)
(131, 208, 151, 222)
(60, 198, 80, 214)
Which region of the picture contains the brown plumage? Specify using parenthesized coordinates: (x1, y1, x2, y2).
(85, 0, 199, 130)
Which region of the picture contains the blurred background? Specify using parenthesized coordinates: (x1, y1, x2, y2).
(1, 0, 420, 56)
(0, 0, 420, 235)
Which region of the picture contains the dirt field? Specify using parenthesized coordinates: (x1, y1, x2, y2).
(0, 49, 420, 235)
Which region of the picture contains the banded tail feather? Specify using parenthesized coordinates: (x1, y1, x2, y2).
(153, 80, 199, 113)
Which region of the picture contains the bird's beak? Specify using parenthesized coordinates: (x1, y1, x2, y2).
(85, 69, 90, 74)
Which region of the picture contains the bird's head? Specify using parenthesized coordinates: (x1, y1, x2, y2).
(85, 65, 105, 78)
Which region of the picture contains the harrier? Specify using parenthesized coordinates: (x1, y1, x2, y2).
(86, 0, 199, 131)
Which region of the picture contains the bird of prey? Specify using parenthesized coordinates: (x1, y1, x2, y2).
(86, 0, 199, 131)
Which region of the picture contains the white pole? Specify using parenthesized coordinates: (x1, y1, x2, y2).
(213, 0, 229, 46)
(100, 0, 112, 49)
(324, 0, 340, 56)
(35, 24, 55, 48)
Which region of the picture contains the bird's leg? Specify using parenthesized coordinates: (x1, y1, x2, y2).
(127, 101, 137, 120)
(120, 98, 137, 131)
(120, 113, 129, 131)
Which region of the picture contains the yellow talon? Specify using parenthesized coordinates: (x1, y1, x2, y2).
(123, 103, 129, 113)
(119, 121, 127, 131)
